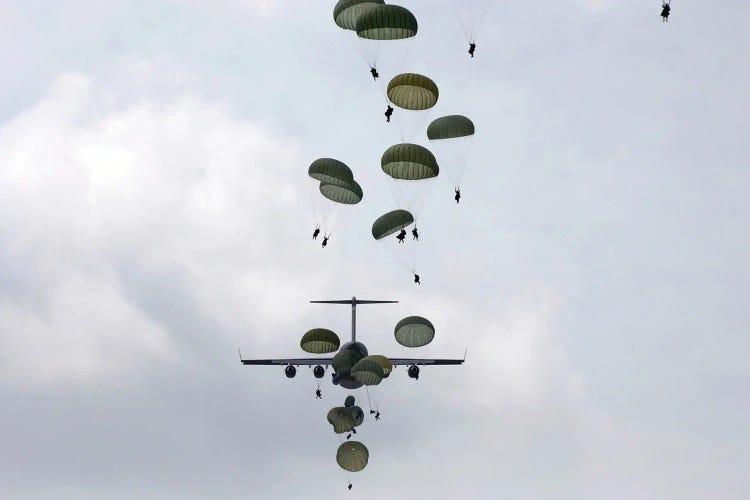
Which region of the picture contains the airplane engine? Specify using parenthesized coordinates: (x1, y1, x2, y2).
(285, 365, 297, 378)
(313, 365, 325, 378)
(408, 365, 420, 380)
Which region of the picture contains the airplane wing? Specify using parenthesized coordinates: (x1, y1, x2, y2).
(240, 357, 334, 366)
(388, 358, 464, 366)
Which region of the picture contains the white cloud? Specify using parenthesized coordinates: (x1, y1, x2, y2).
(0, 67, 317, 386)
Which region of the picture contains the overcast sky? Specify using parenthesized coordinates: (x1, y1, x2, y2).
(1, 1, 749, 498)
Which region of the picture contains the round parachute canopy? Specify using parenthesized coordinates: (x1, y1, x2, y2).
(395, 316, 435, 347)
(308, 158, 354, 186)
(387, 73, 439, 111)
(328, 407, 356, 434)
(381, 143, 439, 180)
(333, 350, 360, 373)
(351, 358, 385, 386)
(371, 209, 415, 240)
(364, 355, 393, 377)
(300, 329, 341, 354)
(349, 405, 365, 426)
(337, 441, 369, 472)
(333, 0, 385, 31)
(319, 180, 363, 205)
(427, 115, 475, 140)
(344, 395, 356, 407)
(355, 4, 418, 40)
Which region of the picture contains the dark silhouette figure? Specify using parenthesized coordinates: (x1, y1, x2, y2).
(346, 433, 352, 440)
(414, 273, 421, 285)
(370, 410, 376, 414)
(397, 228, 407, 243)
(375, 411, 381, 421)
(370, 67, 379, 80)
(312, 227, 320, 240)
(385, 105, 393, 123)
(454, 188, 461, 204)
(469, 43, 476, 58)
(348, 483, 353, 491)
(322, 235, 329, 248)
(315, 388, 322, 399)
(661, 2, 670, 21)
(352, 428, 357, 434)
(412, 227, 419, 241)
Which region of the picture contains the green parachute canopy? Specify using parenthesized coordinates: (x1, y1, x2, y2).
(337, 441, 369, 472)
(328, 407, 356, 434)
(308, 158, 354, 186)
(387, 73, 439, 110)
(300, 328, 341, 354)
(365, 355, 393, 377)
(371, 209, 415, 240)
(355, 4, 418, 40)
(427, 115, 475, 140)
(333, 350, 360, 373)
(349, 405, 365, 426)
(381, 143, 439, 180)
(333, 0, 385, 31)
(319, 180, 363, 205)
(344, 395, 356, 407)
(395, 316, 435, 347)
(351, 358, 385, 386)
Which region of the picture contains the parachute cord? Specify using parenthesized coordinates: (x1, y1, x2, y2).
(365, 386, 374, 413)
(449, 0, 472, 43)
(471, 3, 491, 43)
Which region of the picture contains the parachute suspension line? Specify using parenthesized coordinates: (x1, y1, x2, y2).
(411, 244, 417, 275)
(449, 0, 471, 43)
(471, 4, 491, 43)
(365, 386, 374, 413)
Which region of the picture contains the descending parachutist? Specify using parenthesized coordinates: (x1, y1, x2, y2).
(468, 42, 476, 58)
(454, 188, 461, 204)
(312, 227, 320, 240)
(322, 235, 330, 248)
(412, 227, 419, 241)
(348, 483, 353, 491)
(370, 67, 379, 80)
(315, 388, 322, 399)
(385, 105, 393, 123)
(414, 273, 421, 285)
(661, 1, 670, 22)
(396, 228, 407, 244)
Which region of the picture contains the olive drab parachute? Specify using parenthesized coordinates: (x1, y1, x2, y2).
(395, 316, 435, 347)
(319, 180, 364, 205)
(328, 407, 357, 434)
(381, 143, 439, 180)
(427, 115, 475, 140)
(371, 209, 415, 240)
(365, 355, 393, 378)
(427, 115, 475, 191)
(351, 357, 385, 386)
(381, 143, 439, 220)
(387, 73, 439, 111)
(344, 395, 356, 407)
(355, 4, 418, 40)
(333, 0, 385, 31)
(300, 328, 341, 354)
(387, 73, 440, 141)
(333, 349, 361, 374)
(337, 441, 369, 472)
(308, 158, 354, 185)
(308, 158, 362, 238)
